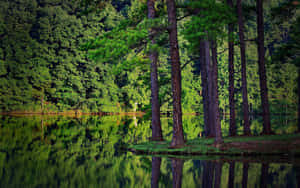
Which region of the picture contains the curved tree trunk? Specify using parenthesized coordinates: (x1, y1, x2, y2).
(227, 0, 236, 137)
(148, 0, 163, 141)
(237, 0, 251, 135)
(167, 0, 185, 147)
(256, 0, 272, 134)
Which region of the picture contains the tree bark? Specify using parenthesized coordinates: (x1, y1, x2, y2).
(237, 0, 251, 135)
(298, 68, 300, 133)
(211, 41, 223, 143)
(148, 0, 163, 141)
(167, 0, 185, 147)
(227, 0, 236, 137)
(200, 40, 211, 137)
(256, 0, 272, 134)
(151, 157, 161, 188)
(171, 158, 184, 188)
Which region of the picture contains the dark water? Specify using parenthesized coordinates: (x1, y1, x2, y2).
(0, 115, 299, 188)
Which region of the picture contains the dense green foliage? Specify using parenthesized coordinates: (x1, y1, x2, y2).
(0, 0, 299, 116)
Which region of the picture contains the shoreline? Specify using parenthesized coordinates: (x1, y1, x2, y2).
(128, 134, 300, 158)
(0, 111, 146, 117)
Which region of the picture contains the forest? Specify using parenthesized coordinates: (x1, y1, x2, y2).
(0, 0, 299, 139)
(1, 1, 300, 186)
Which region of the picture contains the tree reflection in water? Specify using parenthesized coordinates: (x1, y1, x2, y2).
(242, 162, 249, 188)
(260, 163, 269, 188)
(171, 158, 184, 188)
(202, 161, 214, 188)
(228, 162, 235, 188)
(1, 116, 299, 188)
(151, 157, 161, 188)
(214, 162, 223, 188)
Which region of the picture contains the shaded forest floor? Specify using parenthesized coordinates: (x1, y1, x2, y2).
(129, 134, 300, 158)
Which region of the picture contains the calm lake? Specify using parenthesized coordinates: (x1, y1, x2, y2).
(0, 115, 299, 187)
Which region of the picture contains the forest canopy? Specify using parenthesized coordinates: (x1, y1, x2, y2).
(0, 0, 299, 117)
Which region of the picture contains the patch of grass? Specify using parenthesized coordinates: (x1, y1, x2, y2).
(222, 133, 300, 143)
(129, 133, 300, 156)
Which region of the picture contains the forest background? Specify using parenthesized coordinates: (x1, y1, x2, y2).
(0, 0, 298, 118)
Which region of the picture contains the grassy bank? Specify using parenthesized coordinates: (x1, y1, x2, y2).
(129, 134, 300, 156)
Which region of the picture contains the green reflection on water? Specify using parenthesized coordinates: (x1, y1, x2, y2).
(0, 115, 298, 188)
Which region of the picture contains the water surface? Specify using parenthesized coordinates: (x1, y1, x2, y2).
(0, 115, 298, 187)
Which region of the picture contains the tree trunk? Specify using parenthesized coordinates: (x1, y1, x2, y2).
(171, 158, 184, 188)
(206, 40, 216, 137)
(227, 0, 236, 137)
(256, 0, 272, 134)
(298, 67, 300, 133)
(228, 162, 235, 188)
(237, 0, 251, 135)
(200, 41, 211, 137)
(151, 157, 161, 188)
(242, 162, 249, 188)
(211, 41, 223, 143)
(148, 0, 163, 141)
(167, 0, 185, 147)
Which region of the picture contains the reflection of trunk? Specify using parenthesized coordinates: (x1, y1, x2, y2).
(41, 118, 44, 140)
(214, 162, 223, 188)
(257, 0, 272, 134)
(298, 68, 300, 132)
(211, 41, 222, 143)
(242, 162, 249, 188)
(202, 161, 214, 188)
(295, 166, 300, 188)
(228, 162, 235, 188)
(148, 0, 163, 141)
(151, 157, 161, 188)
(41, 96, 44, 113)
(199, 41, 210, 137)
(167, 0, 185, 147)
(227, 0, 236, 136)
(260, 163, 269, 188)
(171, 158, 184, 188)
(237, 0, 251, 135)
